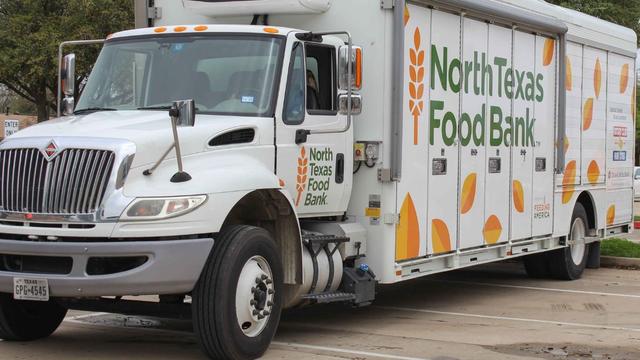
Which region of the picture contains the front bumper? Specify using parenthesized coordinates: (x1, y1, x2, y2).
(0, 238, 214, 297)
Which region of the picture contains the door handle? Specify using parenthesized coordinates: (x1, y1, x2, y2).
(295, 129, 310, 144)
(336, 153, 344, 184)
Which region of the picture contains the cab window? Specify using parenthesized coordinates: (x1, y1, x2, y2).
(283, 42, 305, 124)
(305, 44, 336, 113)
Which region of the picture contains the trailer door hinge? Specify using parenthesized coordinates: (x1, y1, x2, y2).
(380, 0, 395, 10)
(148, 6, 162, 20)
(377, 168, 392, 182)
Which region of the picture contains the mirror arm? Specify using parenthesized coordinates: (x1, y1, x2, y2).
(169, 106, 192, 183)
(143, 143, 175, 176)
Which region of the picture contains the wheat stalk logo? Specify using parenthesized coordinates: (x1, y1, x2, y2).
(295, 146, 308, 207)
(409, 27, 425, 145)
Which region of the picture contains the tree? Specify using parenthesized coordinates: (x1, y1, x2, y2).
(0, 0, 133, 121)
(546, 0, 640, 46)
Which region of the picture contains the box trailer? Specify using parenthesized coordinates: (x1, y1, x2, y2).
(0, 0, 636, 358)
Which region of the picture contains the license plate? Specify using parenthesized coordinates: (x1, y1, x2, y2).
(13, 277, 49, 301)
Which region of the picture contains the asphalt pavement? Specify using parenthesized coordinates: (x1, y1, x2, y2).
(1, 261, 639, 360)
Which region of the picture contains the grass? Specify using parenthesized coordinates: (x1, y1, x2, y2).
(601, 238, 640, 258)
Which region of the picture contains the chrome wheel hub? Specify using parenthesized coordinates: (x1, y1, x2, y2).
(570, 217, 586, 265)
(235, 255, 274, 337)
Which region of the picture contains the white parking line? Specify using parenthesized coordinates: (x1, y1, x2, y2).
(65, 312, 109, 321)
(272, 342, 429, 360)
(426, 279, 640, 299)
(377, 306, 640, 333)
(64, 313, 426, 360)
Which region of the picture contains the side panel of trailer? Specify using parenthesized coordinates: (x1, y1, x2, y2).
(396, 4, 558, 261)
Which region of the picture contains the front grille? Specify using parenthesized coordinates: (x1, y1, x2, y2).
(0, 148, 115, 214)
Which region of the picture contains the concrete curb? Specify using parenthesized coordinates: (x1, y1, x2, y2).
(600, 256, 640, 269)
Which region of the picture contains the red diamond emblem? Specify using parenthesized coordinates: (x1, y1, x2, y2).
(42, 140, 60, 161)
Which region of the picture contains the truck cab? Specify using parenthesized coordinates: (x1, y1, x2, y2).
(0, 17, 366, 360)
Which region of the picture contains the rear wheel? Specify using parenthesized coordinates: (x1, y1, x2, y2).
(192, 225, 283, 360)
(0, 294, 67, 341)
(548, 203, 590, 280)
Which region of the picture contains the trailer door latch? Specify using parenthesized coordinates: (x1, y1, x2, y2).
(380, 0, 395, 10)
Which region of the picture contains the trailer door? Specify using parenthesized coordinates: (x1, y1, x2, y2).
(510, 31, 536, 241)
(458, 17, 488, 250)
(483, 24, 512, 246)
(426, 10, 461, 255)
(531, 35, 557, 237)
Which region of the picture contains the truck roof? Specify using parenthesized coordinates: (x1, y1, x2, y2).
(109, 24, 297, 41)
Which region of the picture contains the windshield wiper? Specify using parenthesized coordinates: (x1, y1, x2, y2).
(73, 107, 118, 115)
(137, 105, 172, 110)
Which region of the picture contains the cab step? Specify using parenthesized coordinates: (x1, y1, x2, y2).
(301, 291, 356, 303)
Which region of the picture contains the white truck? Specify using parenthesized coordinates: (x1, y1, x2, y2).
(0, 0, 636, 359)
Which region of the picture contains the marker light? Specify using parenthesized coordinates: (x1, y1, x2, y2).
(122, 195, 207, 221)
(355, 47, 363, 89)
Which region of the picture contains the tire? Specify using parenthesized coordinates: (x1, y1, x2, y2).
(548, 203, 590, 280)
(0, 294, 67, 341)
(523, 253, 551, 278)
(192, 225, 283, 360)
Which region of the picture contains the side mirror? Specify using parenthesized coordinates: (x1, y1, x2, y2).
(338, 45, 363, 91)
(170, 99, 196, 127)
(338, 94, 362, 115)
(61, 54, 76, 115)
(62, 54, 76, 97)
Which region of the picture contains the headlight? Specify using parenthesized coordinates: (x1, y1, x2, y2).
(121, 195, 207, 221)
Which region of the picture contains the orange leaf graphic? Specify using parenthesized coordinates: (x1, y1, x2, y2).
(587, 160, 600, 184)
(582, 98, 593, 131)
(565, 56, 573, 91)
(620, 63, 629, 94)
(403, 4, 410, 26)
(409, 83, 416, 99)
(542, 38, 555, 66)
(562, 160, 576, 204)
(396, 194, 420, 261)
(413, 28, 421, 49)
(594, 58, 602, 98)
(417, 50, 425, 66)
(408, 26, 425, 146)
(512, 180, 525, 213)
(606, 205, 615, 226)
(410, 66, 417, 82)
(563, 136, 570, 154)
(483, 215, 502, 245)
(432, 219, 451, 254)
(295, 147, 308, 207)
(460, 173, 477, 214)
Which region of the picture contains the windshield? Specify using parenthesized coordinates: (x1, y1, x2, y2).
(76, 35, 284, 116)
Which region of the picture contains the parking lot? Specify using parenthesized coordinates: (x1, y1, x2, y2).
(1, 261, 638, 360)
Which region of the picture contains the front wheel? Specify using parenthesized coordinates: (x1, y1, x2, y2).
(549, 203, 590, 280)
(192, 225, 283, 360)
(0, 294, 67, 341)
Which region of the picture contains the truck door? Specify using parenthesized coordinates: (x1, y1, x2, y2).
(275, 37, 353, 217)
